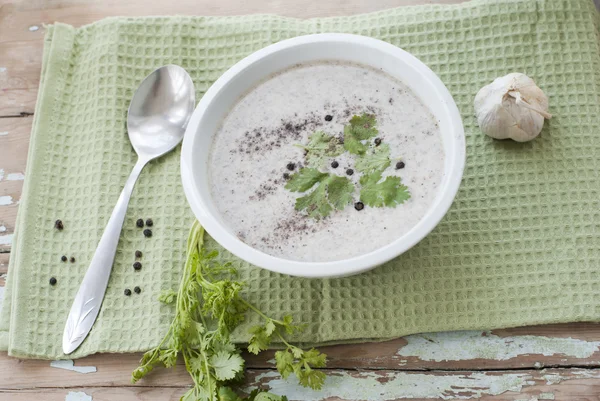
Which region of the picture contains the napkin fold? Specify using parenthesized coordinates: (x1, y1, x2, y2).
(2, 0, 600, 359)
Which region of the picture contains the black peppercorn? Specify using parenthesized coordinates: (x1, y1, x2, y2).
(134, 286, 141, 294)
(286, 162, 296, 171)
(49, 277, 57, 285)
(136, 219, 144, 228)
(145, 218, 153, 227)
(61, 255, 67, 262)
(346, 168, 354, 176)
(70, 257, 75, 263)
(396, 161, 405, 169)
(124, 288, 132, 296)
(331, 161, 339, 168)
(283, 173, 290, 180)
(354, 202, 365, 211)
(325, 115, 333, 121)
(374, 138, 382, 146)
(135, 250, 142, 258)
(143, 229, 152, 237)
(133, 261, 142, 270)
(54, 220, 64, 230)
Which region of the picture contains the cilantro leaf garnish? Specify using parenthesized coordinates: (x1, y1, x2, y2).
(288, 113, 410, 219)
(355, 143, 391, 174)
(297, 131, 344, 167)
(359, 172, 411, 207)
(343, 113, 378, 155)
(286, 168, 354, 219)
(348, 113, 378, 140)
(132, 222, 327, 400)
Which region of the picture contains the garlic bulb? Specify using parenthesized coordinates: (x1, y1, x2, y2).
(474, 73, 551, 142)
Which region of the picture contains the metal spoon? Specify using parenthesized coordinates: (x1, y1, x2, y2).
(62, 65, 195, 354)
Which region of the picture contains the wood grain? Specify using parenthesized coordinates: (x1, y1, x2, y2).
(1, 368, 599, 400)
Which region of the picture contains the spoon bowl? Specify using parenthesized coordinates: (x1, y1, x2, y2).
(63, 65, 195, 355)
(127, 64, 196, 159)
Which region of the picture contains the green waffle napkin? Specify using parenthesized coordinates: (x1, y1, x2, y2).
(1, 0, 599, 360)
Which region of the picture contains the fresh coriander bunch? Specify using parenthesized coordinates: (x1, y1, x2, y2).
(131, 221, 327, 401)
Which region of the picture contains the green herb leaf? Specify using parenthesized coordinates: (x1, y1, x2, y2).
(355, 143, 391, 175)
(288, 169, 354, 219)
(348, 113, 378, 140)
(299, 131, 344, 168)
(343, 125, 368, 155)
(275, 350, 295, 379)
(133, 221, 328, 400)
(210, 351, 245, 381)
(360, 172, 411, 207)
(285, 168, 328, 192)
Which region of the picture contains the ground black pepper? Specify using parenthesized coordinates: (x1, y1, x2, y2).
(49, 277, 57, 285)
(145, 218, 153, 227)
(354, 202, 365, 211)
(133, 262, 142, 270)
(135, 250, 142, 258)
(346, 168, 354, 176)
(283, 173, 290, 180)
(331, 161, 339, 168)
(61, 255, 67, 262)
(69, 257, 75, 263)
(374, 138, 382, 146)
(143, 229, 152, 237)
(325, 114, 333, 121)
(124, 288, 131, 296)
(136, 219, 144, 228)
(134, 286, 141, 294)
(396, 161, 405, 169)
(286, 162, 296, 171)
(54, 220, 63, 230)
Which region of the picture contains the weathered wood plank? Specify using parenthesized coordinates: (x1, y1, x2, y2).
(3, 321, 600, 390)
(0, 368, 599, 400)
(0, 0, 465, 116)
(0, 117, 30, 252)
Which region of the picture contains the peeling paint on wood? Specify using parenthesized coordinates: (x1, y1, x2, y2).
(0, 169, 4, 181)
(6, 173, 25, 181)
(0, 132, 8, 136)
(28, 25, 40, 31)
(0, 226, 6, 232)
(0, 196, 13, 206)
(0, 234, 13, 246)
(50, 360, 97, 374)
(396, 331, 600, 362)
(65, 391, 92, 401)
(248, 369, 600, 400)
(0, 68, 7, 73)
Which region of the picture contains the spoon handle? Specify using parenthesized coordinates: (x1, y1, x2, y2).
(62, 158, 148, 355)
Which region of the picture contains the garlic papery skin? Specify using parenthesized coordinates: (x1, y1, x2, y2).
(474, 73, 552, 142)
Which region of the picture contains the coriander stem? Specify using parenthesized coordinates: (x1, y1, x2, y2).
(241, 299, 283, 324)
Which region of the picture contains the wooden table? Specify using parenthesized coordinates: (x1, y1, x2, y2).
(1, 1, 600, 400)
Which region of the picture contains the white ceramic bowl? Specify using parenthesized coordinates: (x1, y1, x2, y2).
(181, 33, 465, 278)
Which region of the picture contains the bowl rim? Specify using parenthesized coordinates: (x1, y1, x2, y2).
(181, 33, 465, 278)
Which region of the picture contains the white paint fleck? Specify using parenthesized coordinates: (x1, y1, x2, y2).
(0, 234, 13, 246)
(0, 196, 13, 206)
(539, 393, 555, 400)
(29, 25, 39, 31)
(50, 359, 97, 374)
(6, 173, 24, 181)
(0, 169, 4, 181)
(65, 391, 92, 401)
(0, 131, 8, 136)
(251, 370, 531, 400)
(0, 226, 6, 232)
(267, 358, 276, 365)
(396, 331, 600, 362)
(534, 361, 543, 368)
